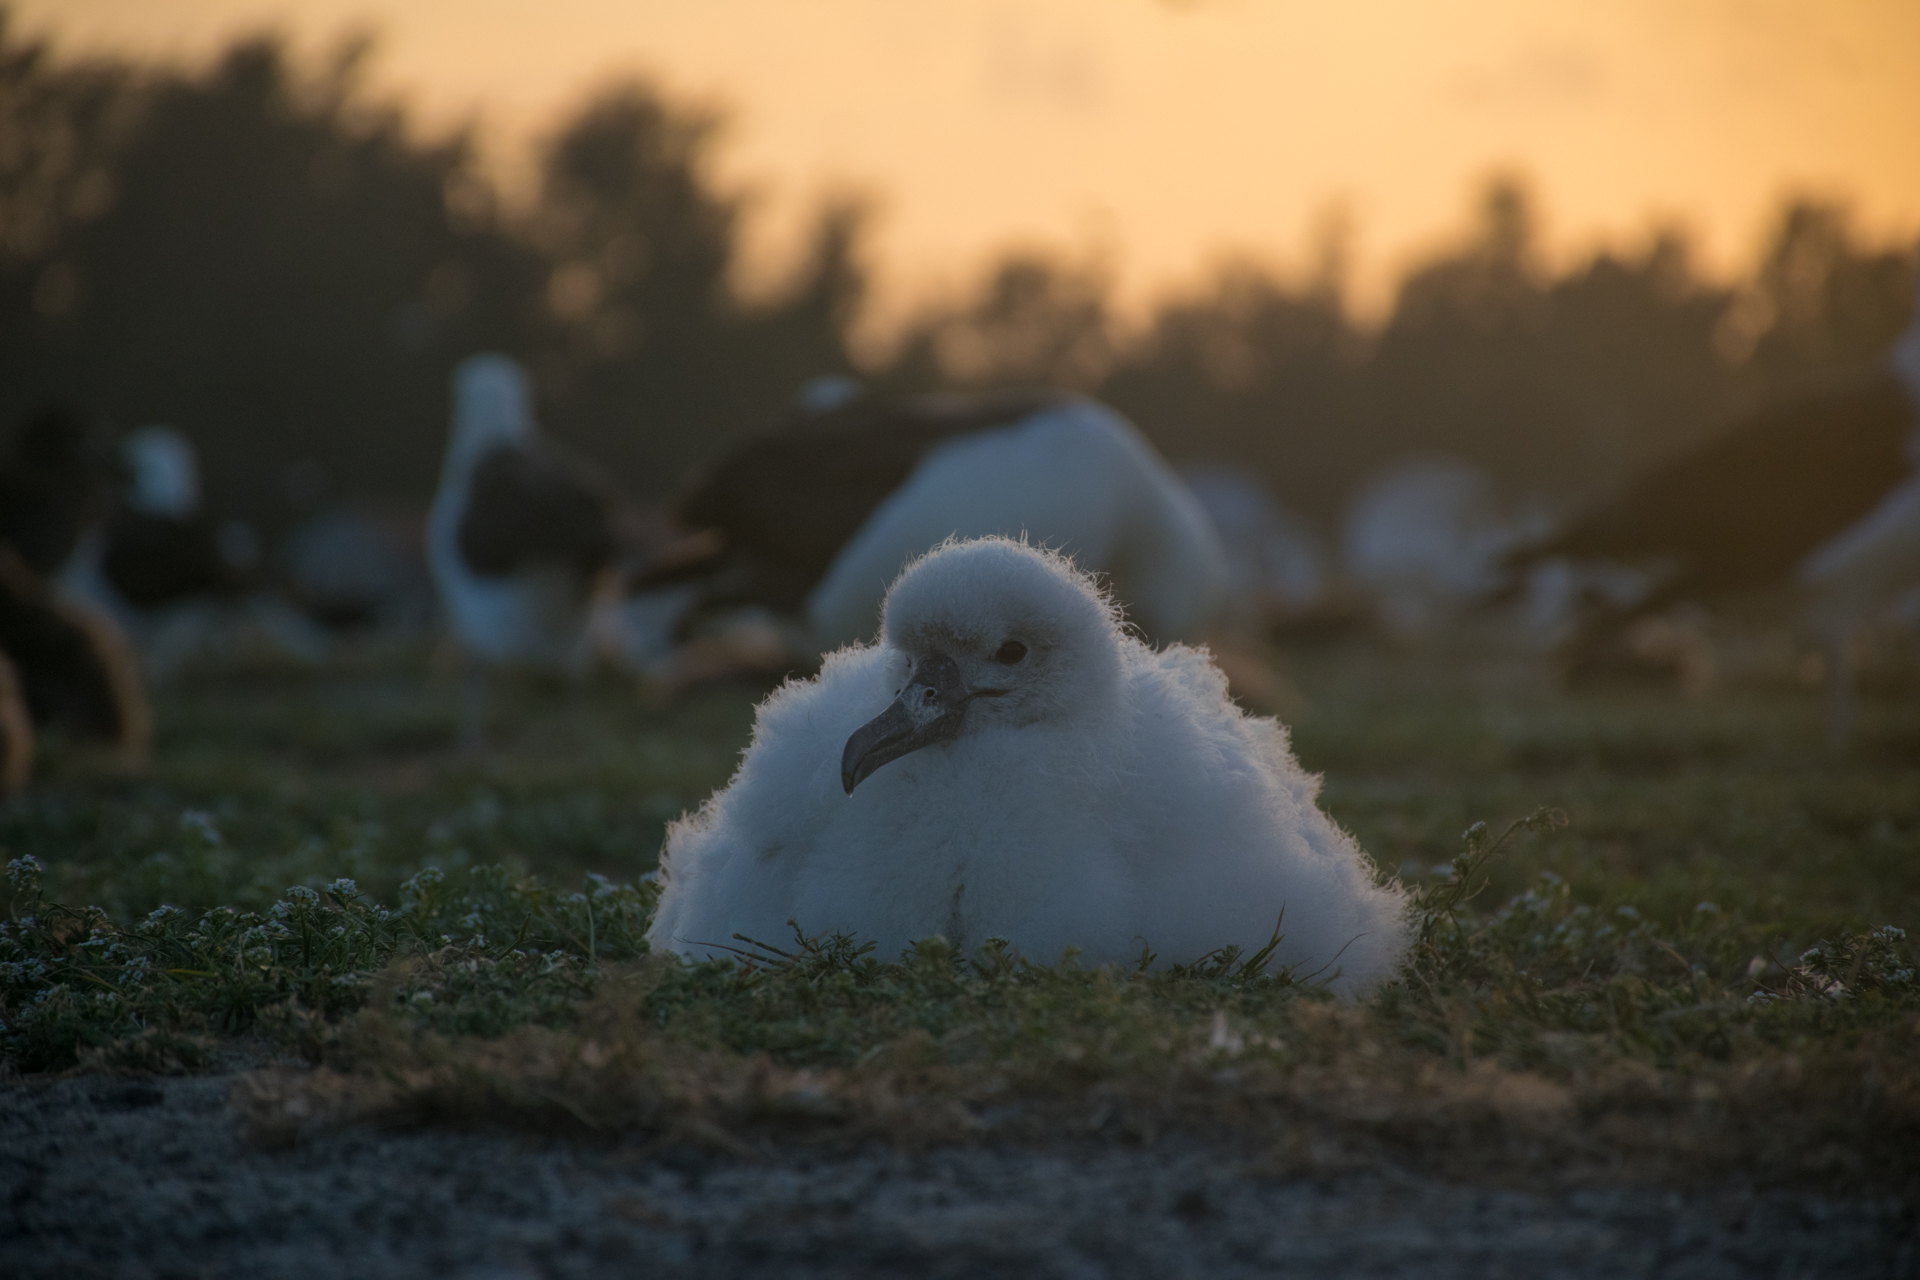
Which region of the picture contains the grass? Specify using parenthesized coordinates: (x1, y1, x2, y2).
(4, 638, 1918, 1189)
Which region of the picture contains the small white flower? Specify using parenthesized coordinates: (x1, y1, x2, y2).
(1207, 1011, 1245, 1055)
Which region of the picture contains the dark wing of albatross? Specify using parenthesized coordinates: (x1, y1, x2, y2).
(101, 510, 245, 609)
(1516, 372, 1916, 607)
(641, 388, 1074, 611)
(456, 441, 621, 580)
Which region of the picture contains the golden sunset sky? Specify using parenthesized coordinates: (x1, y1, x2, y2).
(17, 0, 1920, 331)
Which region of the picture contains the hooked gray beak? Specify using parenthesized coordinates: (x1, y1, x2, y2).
(841, 652, 980, 795)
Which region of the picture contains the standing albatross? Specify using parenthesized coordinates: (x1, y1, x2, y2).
(646, 537, 1410, 994)
(428, 354, 629, 743)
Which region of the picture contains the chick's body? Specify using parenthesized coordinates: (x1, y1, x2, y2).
(648, 538, 1409, 994)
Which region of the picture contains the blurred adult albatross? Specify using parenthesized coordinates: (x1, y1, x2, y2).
(59, 425, 253, 681)
(624, 386, 1229, 672)
(647, 537, 1410, 994)
(427, 355, 627, 740)
(1507, 274, 1920, 735)
(96, 425, 246, 614)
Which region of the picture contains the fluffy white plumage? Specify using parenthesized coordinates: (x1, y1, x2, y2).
(427, 354, 593, 669)
(648, 536, 1411, 994)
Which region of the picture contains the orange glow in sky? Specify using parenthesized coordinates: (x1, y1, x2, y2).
(18, 0, 1920, 332)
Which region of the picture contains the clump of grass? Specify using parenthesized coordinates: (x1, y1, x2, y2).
(1383, 810, 1918, 1081)
(12, 806, 1915, 1187)
(2, 665, 753, 923)
(0, 852, 656, 1072)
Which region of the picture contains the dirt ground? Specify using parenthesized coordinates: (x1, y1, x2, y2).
(3, 1071, 1912, 1280)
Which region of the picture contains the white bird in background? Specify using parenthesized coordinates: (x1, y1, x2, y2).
(1179, 463, 1328, 631)
(62, 426, 249, 665)
(622, 387, 1231, 676)
(647, 537, 1410, 994)
(429, 354, 621, 667)
(428, 354, 626, 741)
(1342, 457, 1535, 636)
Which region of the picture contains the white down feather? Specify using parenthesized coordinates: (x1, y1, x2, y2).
(648, 536, 1411, 994)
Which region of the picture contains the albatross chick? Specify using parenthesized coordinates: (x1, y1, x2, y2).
(647, 537, 1410, 994)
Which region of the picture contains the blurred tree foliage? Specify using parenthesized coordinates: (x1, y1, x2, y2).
(0, 21, 863, 533)
(880, 251, 1118, 394)
(0, 19, 1911, 535)
(906, 179, 1911, 524)
(528, 85, 864, 487)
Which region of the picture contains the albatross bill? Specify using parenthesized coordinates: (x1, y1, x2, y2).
(840, 651, 1009, 794)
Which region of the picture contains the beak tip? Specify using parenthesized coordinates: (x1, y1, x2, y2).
(840, 660, 966, 797)
(840, 742, 864, 795)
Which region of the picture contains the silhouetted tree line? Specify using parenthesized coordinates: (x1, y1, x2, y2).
(899, 184, 1914, 524)
(2, 18, 1912, 537)
(0, 21, 862, 535)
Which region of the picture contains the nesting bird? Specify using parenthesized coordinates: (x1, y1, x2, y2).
(0, 407, 149, 782)
(427, 354, 625, 672)
(0, 551, 148, 762)
(624, 387, 1229, 672)
(282, 507, 434, 635)
(647, 537, 1410, 994)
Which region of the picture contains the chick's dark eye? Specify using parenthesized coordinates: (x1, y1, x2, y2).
(992, 640, 1028, 665)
